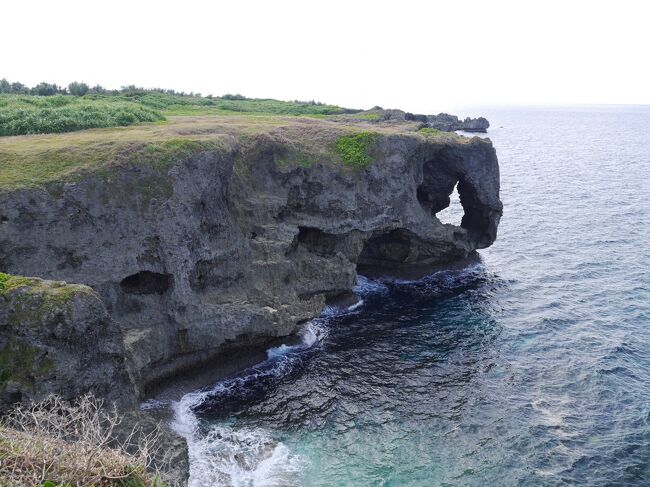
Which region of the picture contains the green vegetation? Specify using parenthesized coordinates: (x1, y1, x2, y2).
(131, 92, 349, 116)
(0, 274, 94, 331)
(0, 95, 163, 136)
(418, 127, 444, 136)
(0, 79, 355, 136)
(356, 113, 381, 121)
(0, 127, 229, 191)
(0, 272, 32, 295)
(0, 100, 465, 191)
(0, 276, 70, 389)
(334, 131, 381, 168)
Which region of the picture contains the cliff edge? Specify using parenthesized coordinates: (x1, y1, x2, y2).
(0, 114, 502, 401)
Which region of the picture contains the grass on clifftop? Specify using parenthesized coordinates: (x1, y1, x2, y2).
(0, 115, 470, 190)
(148, 93, 348, 117)
(418, 127, 445, 136)
(0, 95, 164, 136)
(0, 130, 229, 191)
(0, 273, 90, 322)
(0, 92, 351, 136)
(334, 131, 381, 168)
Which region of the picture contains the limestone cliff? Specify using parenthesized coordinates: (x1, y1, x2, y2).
(0, 116, 502, 401)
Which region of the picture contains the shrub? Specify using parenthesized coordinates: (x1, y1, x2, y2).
(0, 395, 172, 487)
(0, 79, 354, 135)
(221, 93, 248, 100)
(334, 131, 381, 167)
(31, 82, 65, 96)
(0, 96, 164, 136)
(68, 81, 89, 97)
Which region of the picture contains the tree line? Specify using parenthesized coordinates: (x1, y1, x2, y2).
(0, 79, 204, 97)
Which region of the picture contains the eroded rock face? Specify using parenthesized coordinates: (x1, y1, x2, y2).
(0, 133, 502, 395)
(425, 113, 490, 133)
(0, 277, 137, 411)
(373, 110, 490, 133)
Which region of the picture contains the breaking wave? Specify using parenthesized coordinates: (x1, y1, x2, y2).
(169, 268, 488, 486)
(171, 294, 367, 486)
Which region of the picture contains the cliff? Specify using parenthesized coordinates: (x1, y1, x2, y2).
(0, 114, 502, 402)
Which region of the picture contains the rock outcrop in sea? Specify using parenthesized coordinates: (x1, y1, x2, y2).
(359, 109, 490, 132)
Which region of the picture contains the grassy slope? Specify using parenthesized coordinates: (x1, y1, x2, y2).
(0, 92, 352, 136)
(0, 95, 164, 136)
(0, 115, 468, 191)
(0, 88, 470, 191)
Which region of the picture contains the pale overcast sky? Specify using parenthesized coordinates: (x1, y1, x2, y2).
(3, 0, 649, 112)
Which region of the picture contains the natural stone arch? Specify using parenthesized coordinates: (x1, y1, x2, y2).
(416, 148, 500, 248)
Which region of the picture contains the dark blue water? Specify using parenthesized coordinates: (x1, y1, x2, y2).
(174, 106, 650, 486)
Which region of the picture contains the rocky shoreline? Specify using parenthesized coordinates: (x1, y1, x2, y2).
(0, 113, 501, 483)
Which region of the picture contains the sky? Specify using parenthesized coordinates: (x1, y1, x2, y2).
(3, 0, 649, 112)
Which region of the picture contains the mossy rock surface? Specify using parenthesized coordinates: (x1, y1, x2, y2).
(0, 340, 54, 391)
(0, 273, 94, 393)
(0, 272, 91, 323)
(0, 273, 135, 413)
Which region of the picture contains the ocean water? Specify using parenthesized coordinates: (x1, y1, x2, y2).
(172, 106, 650, 486)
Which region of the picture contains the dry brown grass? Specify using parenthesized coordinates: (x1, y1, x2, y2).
(0, 395, 173, 487)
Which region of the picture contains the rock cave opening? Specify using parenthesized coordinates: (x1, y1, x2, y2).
(291, 226, 339, 257)
(120, 271, 173, 295)
(355, 227, 466, 280)
(357, 229, 416, 268)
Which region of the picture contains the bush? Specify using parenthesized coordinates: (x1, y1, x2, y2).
(334, 131, 381, 167)
(31, 82, 65, 96)
(0, 395, 172, 486)
(221, 93, 248, 100)
(0, 79, 354, 136)
(0, 95, 164, 136)
(68, 81, 89, 97)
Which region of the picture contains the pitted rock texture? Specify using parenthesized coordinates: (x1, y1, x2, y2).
(373, 110, 490, 132)
(0, 130, 502, 396)
(0, 277, 136, 411)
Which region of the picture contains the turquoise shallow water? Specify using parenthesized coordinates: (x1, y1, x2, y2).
(175, 106, 650, 486)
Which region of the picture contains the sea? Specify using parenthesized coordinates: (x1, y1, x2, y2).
(163, 105, 650, 486)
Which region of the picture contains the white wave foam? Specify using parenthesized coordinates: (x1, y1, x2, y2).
(173, 384, 305, 487)
(390, 262, 484, 286)
(139, 397, 171, 411)
(266, 321, 326, 359)
(321, 297, 365, 318)
(353, 275, 389, 296)
(346, 298, 364, 311)
(181, 421, 304, 487)
(298, 321, 324, 347)
(172, 321, 325, 486)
